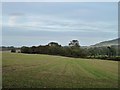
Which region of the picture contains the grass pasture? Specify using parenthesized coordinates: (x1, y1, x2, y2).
(2, 52, 118, 88)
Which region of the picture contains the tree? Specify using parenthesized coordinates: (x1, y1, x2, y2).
(69, 40, 80, 47)
(48, 42, 61, 47)
(11, 48, 16, 53)
(107, 46, 112, 57)
(21, 46, 30, 53)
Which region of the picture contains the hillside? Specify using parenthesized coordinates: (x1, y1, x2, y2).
(91, 38, 120, 47)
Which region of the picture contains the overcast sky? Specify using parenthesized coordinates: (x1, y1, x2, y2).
(2, 2, 118, 47)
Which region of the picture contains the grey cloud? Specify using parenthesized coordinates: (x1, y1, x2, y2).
(9, 13, 25, 16)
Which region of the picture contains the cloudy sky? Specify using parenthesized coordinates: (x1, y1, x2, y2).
(2, 2, 118, 47)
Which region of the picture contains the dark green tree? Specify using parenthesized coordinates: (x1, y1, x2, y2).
(11, 48, 16, 53)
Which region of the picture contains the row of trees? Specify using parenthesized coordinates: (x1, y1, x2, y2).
(21, 40, 87, 58)
(20, 40, 120, 60)
(2, 46, 15, 51)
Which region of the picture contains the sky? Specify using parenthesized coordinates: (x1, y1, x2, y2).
(2, 2, 118, 47)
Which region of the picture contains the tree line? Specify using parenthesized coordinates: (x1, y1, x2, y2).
(21, 40, 87, 58)
(20, 40, 120, 61)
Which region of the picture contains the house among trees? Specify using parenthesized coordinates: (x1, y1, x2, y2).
(16, 49, 21, 53)
(11, 48, 21, 53)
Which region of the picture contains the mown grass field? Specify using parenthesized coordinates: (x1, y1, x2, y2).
(2, 52, 118, 88)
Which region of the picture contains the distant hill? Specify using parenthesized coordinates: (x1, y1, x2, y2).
(91, 38, 120, 47)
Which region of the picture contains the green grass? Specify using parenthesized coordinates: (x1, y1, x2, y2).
(2, 52, 118, 88)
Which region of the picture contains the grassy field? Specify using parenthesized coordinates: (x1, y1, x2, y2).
(2, 52, 118, 88)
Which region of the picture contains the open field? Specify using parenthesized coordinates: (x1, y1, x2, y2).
(2, 52, 118, 88)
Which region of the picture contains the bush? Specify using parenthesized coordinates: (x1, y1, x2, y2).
(11, 48, 16, 53)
